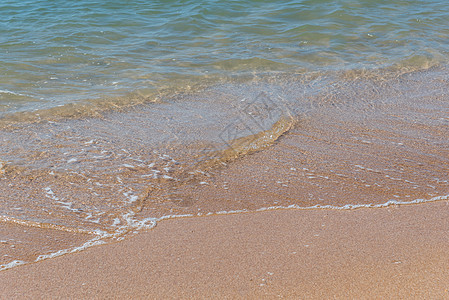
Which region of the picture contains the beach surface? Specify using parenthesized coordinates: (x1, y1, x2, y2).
(1, 200, 448, 299)
(2, 1, 449, 298)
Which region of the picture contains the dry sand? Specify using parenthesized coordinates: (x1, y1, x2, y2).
(1, 200, 449, 299)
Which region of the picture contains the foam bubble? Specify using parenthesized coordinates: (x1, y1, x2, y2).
(0, 260, 27, 271)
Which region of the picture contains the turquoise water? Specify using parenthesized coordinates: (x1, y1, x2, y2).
(1, 0, 449, 115)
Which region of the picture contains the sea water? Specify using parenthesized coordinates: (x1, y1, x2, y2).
(1, 0, 448, 115)
(1, 0, 449, 270)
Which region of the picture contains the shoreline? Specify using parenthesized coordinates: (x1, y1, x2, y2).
(1, 200, 448, 299)
(2, 2, 449, 298)
(1, 64, 448, 269)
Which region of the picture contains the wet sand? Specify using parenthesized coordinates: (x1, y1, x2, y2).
(1, 200, 448, 299)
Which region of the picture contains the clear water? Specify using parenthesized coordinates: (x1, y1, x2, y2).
(1, 0, 449, 115)
(1, 0, 449, 271)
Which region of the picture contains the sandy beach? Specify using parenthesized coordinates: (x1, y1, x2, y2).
(2, 1, 449, 299)
(1, 200, 448, 299)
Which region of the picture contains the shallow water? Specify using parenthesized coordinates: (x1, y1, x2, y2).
(1, 0, 449, 115)
(1, 1, 449, 270)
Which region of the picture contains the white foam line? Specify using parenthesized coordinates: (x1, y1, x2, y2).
(0, 215, 105, 236)
(0, 89, 27, 97)
(2, 212, 159, 271)
(157, 213, 194, 221)
(0, 260, 27, 271)
(2, 193, 447, 272)
(209, 194, 449, 216)
(151, 193, 449, 222)
(35, 238, 106, 262)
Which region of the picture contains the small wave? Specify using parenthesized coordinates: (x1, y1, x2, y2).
(198, 114, 296, 170)
(0, 89, 39, 101)
(0, 73, 229, 129)
(0, 89, 26, 96)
